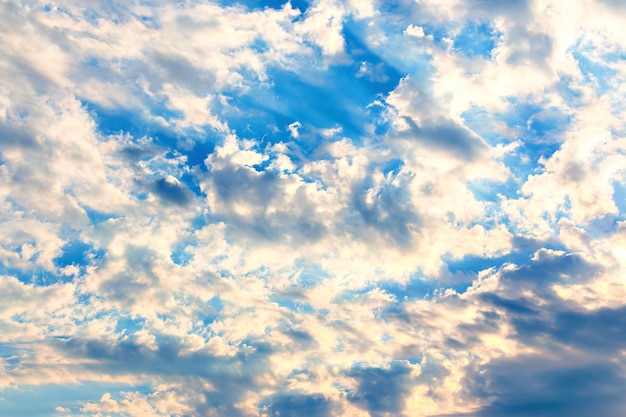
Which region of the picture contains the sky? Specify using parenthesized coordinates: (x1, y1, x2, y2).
(1, 0, 626, 416)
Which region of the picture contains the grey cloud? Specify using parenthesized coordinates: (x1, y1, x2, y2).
(453, 309, 502, 347)
(467, 0, 530, 16)
(505, 29, 553, 70)
(56, 335, 275, 416)
(151, 177, 193, 206)
(499, 250, 599, 292)
(552, 306, 626, 352)
(461, 354, 626, 417)
(99, 273, 154, 307)
(0, 122, 39, 149)
(510, 235, 553, 254)
(512, 305, 626, 355)
(478, 293, 540, 316)
(561, 162, 586, 183)
(206, 164, 328, 243)
(399, 116, 488, 161)
(282, 328, 318, 349)
(117, 144, 157, 162)
(211, 164, 278, 208)
(448, 249, 626, 416)
(351, 178, 419, 246)
(123, 50, 217, 96)
(463, 250, 613, 352)
(596, 0, 626, 10)
(265, 393, 333, 417)
(387, 76, 489, 161)
(96, 245, 159, 307)
(384, 245, 626, 417)
(289, 216, 327, 241)
(355, 189, 417, 245)
(5, 53, 60, 94)
(346, 362, 413, 414)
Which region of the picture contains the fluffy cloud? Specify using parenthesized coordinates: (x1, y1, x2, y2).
(1, 0, 625, 416)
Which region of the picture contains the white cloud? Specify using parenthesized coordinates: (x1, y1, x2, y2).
(501, 97, 626, 238)
(295, 0, 348, 61)
(288, 121, 302, 138)
(405, 24, 425, 38)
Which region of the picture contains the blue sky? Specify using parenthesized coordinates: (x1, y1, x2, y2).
(1, 0, 626, 416)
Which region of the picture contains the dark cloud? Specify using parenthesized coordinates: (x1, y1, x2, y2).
(509, 235, 552, 254)
(282, 328, 317, 349)
(151, 177, 193, 206)
(450, 249, 626, 417)
(211, 164, 278, 207)
(265, 393, 332, 417)
(346, 362, 413, 414)
(117, 144, 156, 161)
(467, 0, 530, 16)
(552, 306, 626, 351)
(55, 336, 275, 416)
(499, 250, 599, 292)
(461, 354, 626, 417)
(511, 305, 626, 355)
(0, 122, 39, 149)
(478, 293, 540, 316)
(454, 309, 502, 346)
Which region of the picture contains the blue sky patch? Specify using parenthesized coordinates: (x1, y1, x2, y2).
(0, 383, 140, 417)
(53, 240, 104, 270)
(454, 22, 500, 58)
(572, 48, 619, 94)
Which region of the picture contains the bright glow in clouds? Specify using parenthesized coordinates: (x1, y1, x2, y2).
(1, 0, 626, 416)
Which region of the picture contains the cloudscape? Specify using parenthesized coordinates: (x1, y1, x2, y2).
(1, 0, 626, 416)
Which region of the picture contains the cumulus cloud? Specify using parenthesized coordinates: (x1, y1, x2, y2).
(1, 0, 625, 416)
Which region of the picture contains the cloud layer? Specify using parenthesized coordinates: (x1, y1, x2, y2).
(1, 0, 625, 416)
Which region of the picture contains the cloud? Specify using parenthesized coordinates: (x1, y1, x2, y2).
(150, 176, 193, 207)
(1, 0, 626, 416)
(288, 121, 302, 138)
(264, 393, 333, 417)
(346, 362, 414, 414)
(462, 354, 626, 417)
(350, 170, 419, 246)
(405, 25, 425, 38)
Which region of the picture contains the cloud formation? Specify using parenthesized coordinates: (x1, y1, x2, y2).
(1, 0, 625, 416)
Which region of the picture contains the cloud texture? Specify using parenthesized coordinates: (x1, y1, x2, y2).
(1, 0, 626, 416)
